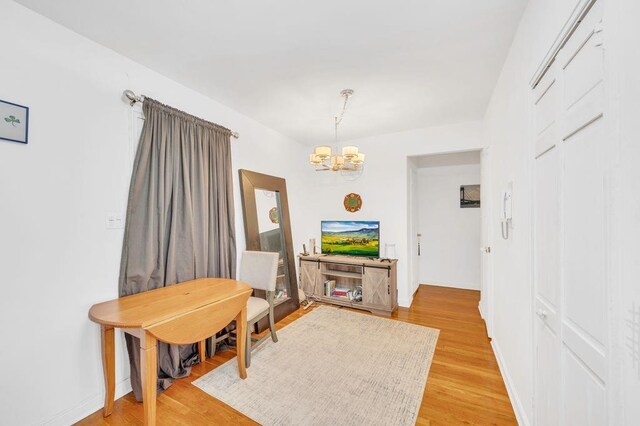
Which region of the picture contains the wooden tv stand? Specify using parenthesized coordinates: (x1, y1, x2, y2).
(298, 254, 398, 316)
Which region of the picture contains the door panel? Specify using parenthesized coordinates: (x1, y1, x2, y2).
(562, 35, 603, 111)
(560, 3, 607, 392)
(300, 260, 320, 297)
(536, 125, 558, 158)
(536, 315, 561, 425)
(563, 321, 607, 380)
(362, 267, 390, 307)
(562, 82, 604, 140)
(563, 348, 606, 425)
(535, 78, 558, 137)
(560, 1, 604, 140)
(534, 146, 560, 311)
(563, 119, 607, 348)
(534, 146, 561, 426)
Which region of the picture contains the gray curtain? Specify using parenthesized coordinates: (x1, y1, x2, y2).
(118, 98, 236, 401)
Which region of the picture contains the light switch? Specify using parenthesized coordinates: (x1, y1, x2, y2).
(106, 213, 124, 229)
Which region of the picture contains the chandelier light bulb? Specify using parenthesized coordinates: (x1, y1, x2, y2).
(342, 146, 358, 159)
(314, 146, 331, 159)
(309, 154, 323, 165)
(352, 153, 365, 164)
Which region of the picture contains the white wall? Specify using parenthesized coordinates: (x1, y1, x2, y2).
(482, 8, 535, 420)
(416, 164, 481, 290)
(0, 2, 313, 425)
(308, 121, 483, 307)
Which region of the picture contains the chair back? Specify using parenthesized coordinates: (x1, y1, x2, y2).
(239, 251, 279, 292)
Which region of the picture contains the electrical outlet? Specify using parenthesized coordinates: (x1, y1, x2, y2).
(105, 213, 124, 229)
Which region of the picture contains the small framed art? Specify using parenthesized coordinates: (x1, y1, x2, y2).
(460, 184, 481, 208)
(1, 99, 29, 144)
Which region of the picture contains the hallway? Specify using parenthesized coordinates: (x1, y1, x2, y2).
(404, 286, 515, 424)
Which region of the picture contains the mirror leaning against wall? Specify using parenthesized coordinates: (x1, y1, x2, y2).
(238, 169, 300, 332)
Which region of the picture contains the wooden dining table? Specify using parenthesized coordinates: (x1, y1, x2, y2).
(89, 278, 253, 426)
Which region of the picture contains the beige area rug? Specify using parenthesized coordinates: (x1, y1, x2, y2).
(193, 306, 439, 425)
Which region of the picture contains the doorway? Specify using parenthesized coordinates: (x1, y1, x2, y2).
(407, 149, 490, 322)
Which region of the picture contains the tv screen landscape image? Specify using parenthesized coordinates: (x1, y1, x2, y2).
(321, 221, 380, 257)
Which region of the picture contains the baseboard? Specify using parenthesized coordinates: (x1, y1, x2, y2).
(478, 301, 485, 319)
(399, 283, 420, 308)
(491, 340, 530, 426)
(42, 377, 132, 425)
(423, 280, 480, 291)
(398, 296, 413, 308)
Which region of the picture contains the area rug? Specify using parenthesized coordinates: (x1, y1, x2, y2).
(193, 306, 439, 425)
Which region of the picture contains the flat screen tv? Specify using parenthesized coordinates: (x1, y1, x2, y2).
(321, 221, 380, 257)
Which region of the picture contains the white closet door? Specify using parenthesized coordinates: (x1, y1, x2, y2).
(534, 145, 561, 425)
(533, 2, 607, 424)
(559, 2, 607, 424)
(533, 62, 562, 426)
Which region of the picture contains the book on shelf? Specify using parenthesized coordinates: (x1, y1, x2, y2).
(330, 287, 353, 300)
(323, 279, 336, 297)
(330, 293, 351, 299)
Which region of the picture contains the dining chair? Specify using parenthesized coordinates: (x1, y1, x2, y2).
(239, 250, 280, 367)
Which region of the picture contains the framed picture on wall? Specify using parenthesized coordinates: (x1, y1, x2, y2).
(460, 184, 481, 208)
(0, 99, 29, 144)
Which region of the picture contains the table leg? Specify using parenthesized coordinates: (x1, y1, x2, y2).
(235, 305, 248, 379)
(101, 325, 115, 417)
(198, 339, 206, 363)
(140, 331, 157, 426)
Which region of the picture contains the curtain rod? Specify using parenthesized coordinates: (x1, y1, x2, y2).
(122, 90, 240, 139)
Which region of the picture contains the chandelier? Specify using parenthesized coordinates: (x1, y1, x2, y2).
(309, 89, 365, 172)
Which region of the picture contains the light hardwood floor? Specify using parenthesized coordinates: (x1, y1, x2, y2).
(77, 285, 516, 425)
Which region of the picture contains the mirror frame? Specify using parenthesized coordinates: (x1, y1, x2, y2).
(238, 169, 300, 330)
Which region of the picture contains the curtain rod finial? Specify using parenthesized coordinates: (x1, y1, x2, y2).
(123, 89, 142, 106)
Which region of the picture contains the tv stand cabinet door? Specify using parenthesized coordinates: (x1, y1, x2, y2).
(362, 267, 391, 308)
(300, 260, 320, 297)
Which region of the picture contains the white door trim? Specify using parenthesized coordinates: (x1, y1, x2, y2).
(530, 0, 598, 89)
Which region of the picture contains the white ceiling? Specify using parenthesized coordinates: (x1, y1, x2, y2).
(413, 150, 481, 168)
(16, 0, 527, 144)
